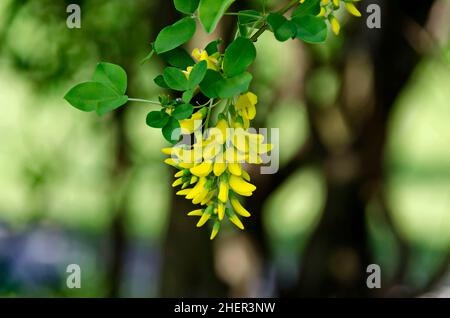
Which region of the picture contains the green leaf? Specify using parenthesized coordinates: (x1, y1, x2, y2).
(174, 0, 200, 14)
(238, 24, 248, 38)
(154, 75, 170, 89)
(267, 13, 297, 42)
(198, 0, 235, 33)
(199, 70, 253, 98)
(182, 89, 195, 103)
(292, 0, 321, 17)
(96, 96, 129, 116)
(199, 70, 223, 98)
(292, 15, 327, 43)
(267, 13, 286, 31)
(159, 47, 195, 69)
(154, 17, 196, 54)
(163, 67, 189, 91)
(162, 117, 181, 144)
(64, 82, 127, 113)
(215, 72, 253, 98)
(223, 37, 256, 77)
(159, 95, 172, 106)
(140, 49, 155, 65)
(92, 62, 127, 95)
(172, 103, 194, 120)
(238, 10, 261, 37)
(146, 111, 170, 128)
(205, 39, 222, 55)
(188, 60, 207, 89)
(238, 10, 261, 25)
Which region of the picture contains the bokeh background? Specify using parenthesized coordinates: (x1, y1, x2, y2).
(0, 0, 449, 297)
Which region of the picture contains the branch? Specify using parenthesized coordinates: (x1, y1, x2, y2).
(251, 0, 299, 42)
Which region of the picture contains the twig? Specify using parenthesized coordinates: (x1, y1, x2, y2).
(250, 0, 299, 42)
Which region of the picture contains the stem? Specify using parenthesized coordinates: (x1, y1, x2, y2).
(203, 99, 214, 131)
(279, 0, 300, 14)
(128, 98, 161, 106)
(250, 0, 299, 42)
(224, 12, 263, 19)
(140, 49, 154, 65)
(250, 24, 269, 42)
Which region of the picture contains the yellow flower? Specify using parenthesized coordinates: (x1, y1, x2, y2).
(320, 0, 361, 25)
(186, 177, 207, 199)
(229, 174, 256, 196)
(174, 170, 185, 178)
(182, 66, 193, 79)
(177, 188, 192, 196)
(242, 170, 251, 182)
(164, 158, 194, 169)
(228, 163, 242, 176)
(230, 128, 272, 165)
(231, 197, 251, 217)
(345, 2, 361, 17)
(213, 161, 227, 176)
(235, 92, 257, 129)
(190, 161, 213, 177)
(172, 178, 183, 187)
(187, 209, 203, 216)
(210, 221, 221, 240)
(318, 7, 326, 17)
(196, 205, 213, 227)
(226, 208, 245, 230)
(192, 48, 220, 71)
(217, 203, 225, 221)
(329, 15, 340, 35)
(179, 108, 208, 134)
(218, 178, 229, 203)
(201, 190, 215, 205)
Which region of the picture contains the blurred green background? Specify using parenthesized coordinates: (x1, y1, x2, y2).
(0, 0, 449, 297)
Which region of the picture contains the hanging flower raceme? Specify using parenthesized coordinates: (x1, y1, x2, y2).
(64, 0, 358, 240)
(163, 88, 272, 239)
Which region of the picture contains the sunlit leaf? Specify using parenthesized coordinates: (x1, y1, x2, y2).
(163, 67, 189, 91)
(198, 0, 235, 33)
(188, 60, 207, 89)
(64, 82, 128, 114)
(223, 37, 256, 77)
(92, 62, 127, 95)
(174, 0, 200, 14)
(154, 17, 196, 54)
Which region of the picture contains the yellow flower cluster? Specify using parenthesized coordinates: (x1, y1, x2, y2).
(300, 0, 362, 35)
(163, 91, 272, 239)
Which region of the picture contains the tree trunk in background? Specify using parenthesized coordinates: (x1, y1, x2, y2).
(107, 107, 129, 298)
(282, 0, 433, 297)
